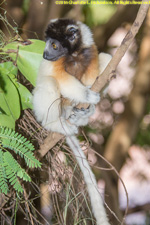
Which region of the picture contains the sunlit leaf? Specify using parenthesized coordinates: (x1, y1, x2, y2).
(17, 83, 33, 110)
(0, 65, 20, 122)
(0, 115, 15, 129)
(3, 40, 45, 86)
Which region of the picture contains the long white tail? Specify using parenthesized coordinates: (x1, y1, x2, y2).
(66, 136, 110, 225)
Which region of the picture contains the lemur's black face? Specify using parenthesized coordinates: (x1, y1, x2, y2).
(43, 19, 81, 61)
(43, 37, 68, 61)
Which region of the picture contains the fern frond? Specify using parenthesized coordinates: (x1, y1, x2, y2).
(0, 127, 41, 194)
(3, 151, 31, 193)
(0, 127, 41, 168)
(0, 150, 9, 194)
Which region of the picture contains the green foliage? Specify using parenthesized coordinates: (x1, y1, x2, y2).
(0, 62, 20, 128)
(135, 124, 150, 146)
(3, 39, 45, 86)
(0, 150, 9, 194)
(0, 39, 44, 194)
(145, 212, 150, 225)
(0, 61, 32, 128)
(135, 103, 150, 146)
(89, 5, 116, 26)
(3, 151, 30, 193)
(0, 39, 45, 128)
(0, 127, 41, 168)
(0, 127, 41, 194)
(22, 0, 30, 14)
(82, 5, 95, 27)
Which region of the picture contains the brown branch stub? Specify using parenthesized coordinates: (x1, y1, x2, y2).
(37, 1, 149, 159)
(37, 133, 64, 159)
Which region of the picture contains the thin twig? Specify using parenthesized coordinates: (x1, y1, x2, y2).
(24, 190, 34, 225)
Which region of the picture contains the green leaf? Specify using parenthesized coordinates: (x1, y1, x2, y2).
(3, 40, 45, 86)
(0, 61, 18, 76)
(0, 64, 20, 128)
(0, 127, 41, 194)
(0, 61, 32, 121)
(0, 127, 42, 168)
(0, 114, 15, 129)
(3, 152, 24, 193)
(7, 67, 33, 110)
(17, 169, 31, 182)
(0, 150, 9, 194)
(17, 83, 33, 110)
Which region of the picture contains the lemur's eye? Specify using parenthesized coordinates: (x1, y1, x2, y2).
(68, 27, 77, 33)
(52, 43, 57, 49)
(66, 26, 78, 42)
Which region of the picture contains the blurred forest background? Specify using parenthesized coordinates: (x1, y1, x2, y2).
(0, 0, 150, 225)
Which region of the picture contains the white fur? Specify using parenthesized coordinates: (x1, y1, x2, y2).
(32, 55, 110, 224)
(33, 59, 100, 135)
(77, 21, 94, 47)
(66, 136, 110, 225)
(33, 60, 78, 135)
(59, 76, 100, 105)
(66, 24, 78, 30)
(50, 18, 58, 23)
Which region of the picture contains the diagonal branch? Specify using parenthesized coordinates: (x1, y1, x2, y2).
(37, 1, 149, 159)
(91, 2, 149, 93)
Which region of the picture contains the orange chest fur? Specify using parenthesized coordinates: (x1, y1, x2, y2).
(51, 44, 100, 86)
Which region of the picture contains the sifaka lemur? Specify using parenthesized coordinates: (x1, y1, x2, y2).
(33, 18, 111, 225)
